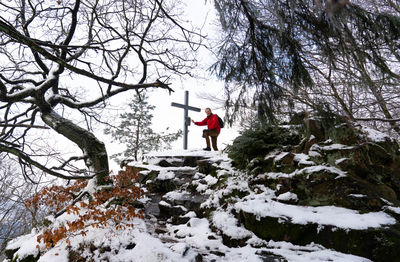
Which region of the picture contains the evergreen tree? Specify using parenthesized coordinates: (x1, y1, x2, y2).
(105, 93, 182, 161)
(212, 0, 400, 134)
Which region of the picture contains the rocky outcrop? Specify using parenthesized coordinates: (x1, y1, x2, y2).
(229, 116, 400, 262)
(125, 116, 400, 262)
(6, 115, 400, 262)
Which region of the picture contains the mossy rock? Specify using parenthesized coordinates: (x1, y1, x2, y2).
(289, 111, 308, 125)
(288, 166, 400, 211)
(271, 152, 297, 173)
(211, 174, 229, 190)
(138, 170, 159, 184)
(146, 178, 177, 193)
(68, 249, 86, 262)
(322, 147, 356, 167)
(327, 122, 359, 145)
(247, 157, 274, 175)
(182, 156, 203, 167)
(164, 193, 209, 214)
(227, 125, 302, 170)
(158, 203, 186, 218)
(304, 118, 325, 140)
(239, 210, 400, 262)
(5, 248, 19, 260)
(220, 233, 250, 248)
(158, 159, 172, 167)
(10, 253, 40, 262)
(219, 189, 250, 206)
(197, 160, 219, 176)
(256, 250, 288, 262)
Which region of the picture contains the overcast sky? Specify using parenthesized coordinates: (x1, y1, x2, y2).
(98, 0, 239, 170)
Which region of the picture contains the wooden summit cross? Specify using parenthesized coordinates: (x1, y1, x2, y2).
(171, 91, 201, 149)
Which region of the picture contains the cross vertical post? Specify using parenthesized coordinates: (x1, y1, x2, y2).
(184, 91, 189, 149)
(171, 91, 201, 149)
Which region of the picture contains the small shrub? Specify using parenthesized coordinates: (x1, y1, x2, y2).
(25, 166, 143, 251)
(226, 124, 301, 170)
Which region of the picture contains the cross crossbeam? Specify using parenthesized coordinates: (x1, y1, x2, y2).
(171, 91, 201, 149)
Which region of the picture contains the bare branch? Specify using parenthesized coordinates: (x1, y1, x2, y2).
(0, 144, 94, 180)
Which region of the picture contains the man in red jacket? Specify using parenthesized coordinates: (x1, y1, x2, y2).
(192, 108, 221, 151)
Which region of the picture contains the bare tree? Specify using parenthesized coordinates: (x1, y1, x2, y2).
(0, 157, 52, 258)
(0, 0, 203, 186)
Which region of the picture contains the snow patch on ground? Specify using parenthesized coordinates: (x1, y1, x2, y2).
(212, 211, 252, 239)
(320, 144, 354, 151)
(361, 126, 393, 143)
(5, 149, 387, 262)
(235, 191, 396, 229)
(295, 165, 347, 179)
(385, 206, 400, 215)
(335, 158, 349, 165)
(348, 194, 366, 198)
(274, 152, 290, 162)
(157, 170, 175, 180)
(276, 192, 298, 202)
(294, 153, 315, 166)
(266, 241, 372, 262)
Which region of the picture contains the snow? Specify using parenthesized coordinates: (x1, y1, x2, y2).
(309, 150, 322, 157)
(203, 174, 218, 186)
(361, 126, 392, 143)
(335, 158, 349, 165)
(134, 163, 197, 172)
(146, 149, 223, 158)
(107, 230, 187, 262)
(182, 211, 197, 218)
(39, 247, 69, 262)
(264, 172, 291, 179)
(159, 200, 171, 207)
(84, 177, 98, 194)
(167, 218, 219, 249)
(263, 165, 347, 180)
(5, 230, 40, 260)
(5, 149, 394, 262)
(264, 151, 279, 160)
(9, 219, 190, 262)
(147, 157, 183, 165)
(164, 190, 187, 201)
(235, 191, 396, 229)
(157, 170, 175, 180)
(195, 183, 208, 192)
(348, 194, 366, 198)
(320, 144, 354, 151)
(274, 152, 290, 162)
(276, 192, 298, 202)
(212, 211, 252, 239)
(295, 165, 347, 179)
(294, 153, 315, 166)
(266, 241, 371, 262)
(385, 206, 400, 215)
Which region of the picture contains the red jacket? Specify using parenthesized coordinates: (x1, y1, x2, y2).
(194, 114, 221, 133)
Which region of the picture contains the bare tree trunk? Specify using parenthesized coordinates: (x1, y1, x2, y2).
(41, 110, 110, 185)
(368, 82, 400, 135)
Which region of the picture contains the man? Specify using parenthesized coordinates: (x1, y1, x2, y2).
(192, 108, 221, 151)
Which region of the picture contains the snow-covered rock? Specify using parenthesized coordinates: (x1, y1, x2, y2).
(6, 120, 400, 262)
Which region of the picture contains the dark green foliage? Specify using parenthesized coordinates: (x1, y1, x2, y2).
(212, 0, 400, 125)
(226, 124, 301, 169)
(314, 104, 344, 131)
